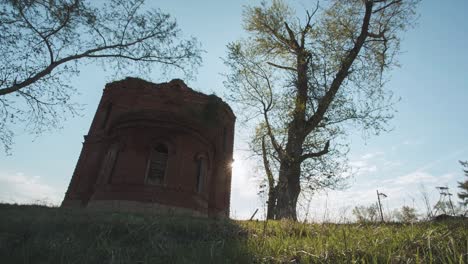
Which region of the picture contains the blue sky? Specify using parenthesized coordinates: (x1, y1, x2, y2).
(0, 0, 467, 220)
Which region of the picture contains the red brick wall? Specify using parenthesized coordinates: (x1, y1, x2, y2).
(62, 78, 235, 217)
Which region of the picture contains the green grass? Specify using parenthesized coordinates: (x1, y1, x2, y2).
(0, 204, 466, 263)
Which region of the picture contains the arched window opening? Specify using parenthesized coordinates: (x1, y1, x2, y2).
(101, 103, 113, 129)
(195, 157, 205, 193)
(99, 143, 119, 184)
(146, 144, 168, 185)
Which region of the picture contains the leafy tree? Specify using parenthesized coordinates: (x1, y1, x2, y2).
(395, 206, 418, 223)
(458, 160, 468, 207)
(352, 204, 379, 223)
(225, 0, 419, 220)
(0, 0, 202, 153)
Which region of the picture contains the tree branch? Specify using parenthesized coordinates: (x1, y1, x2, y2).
(17, 6, 55, 64)
(372, 0, 402, 14)
(263, 111, 284, 159)
(299, 140, 330, 162)
(43, 1, 76, 39)
(0, 30, 176, 96)
(256, 19, 294, 50)
(262, 135, 276, 188)
(300, 3, 319, 48)
(284, 22, 299, 49)
(267, 61, 297, 72)
(305, 1, 374, 134)
(367, 31, 385, 38)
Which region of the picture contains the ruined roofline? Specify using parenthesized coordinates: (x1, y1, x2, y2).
(105, 77, 236, 120)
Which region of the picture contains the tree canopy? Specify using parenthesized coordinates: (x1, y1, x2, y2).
(0, 0, 202, 153)
(225, 0, 419, 220)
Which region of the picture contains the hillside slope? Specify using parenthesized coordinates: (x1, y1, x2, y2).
(0, 204, 466, 263)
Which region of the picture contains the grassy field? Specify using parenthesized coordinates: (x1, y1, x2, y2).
(0, 204, 466, 263)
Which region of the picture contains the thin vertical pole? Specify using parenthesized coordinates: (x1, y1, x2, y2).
(377, 190, 384, 223)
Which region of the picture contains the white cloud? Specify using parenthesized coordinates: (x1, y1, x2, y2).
(0, 172, 63, 205)
(382, 160, 403, 169)
(381, 170, 455, 188)
(414, 148, 468, 172)
(229, 144, 464, 221)
(308, 169, 459, 221)
(390, 138, 424, 151)
(349, 160, 377, 175)
(347, 151, 388, 176)
(228, 140, 463, 222)
(402, 139, 423, 146)
(361, 151, 384, 160)
(389, 171, 439, 185)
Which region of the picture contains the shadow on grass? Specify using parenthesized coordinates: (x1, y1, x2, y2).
(2, 203, 467, 263)
(0, 203, 255, 264)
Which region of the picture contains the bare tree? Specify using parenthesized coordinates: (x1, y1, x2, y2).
(419, 184, 434, 220)
(225, 0, 419, 220)
(0, 0, 202, 153)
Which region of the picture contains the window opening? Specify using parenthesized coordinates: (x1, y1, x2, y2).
(147, 144, 168, 185)
(101, 103, 113, 129)
(99, 143, 119, 184)
(196, 157, 205, 193)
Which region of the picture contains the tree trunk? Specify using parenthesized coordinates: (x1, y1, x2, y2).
(275, 130, 303, 220)
(275, 160, 301, 220)
(266, 185, 277, 219)
(274, 52, 308, 220)
(262, 135, 278, 220)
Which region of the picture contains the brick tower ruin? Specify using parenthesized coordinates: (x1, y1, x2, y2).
(61, 78, 235, 217)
